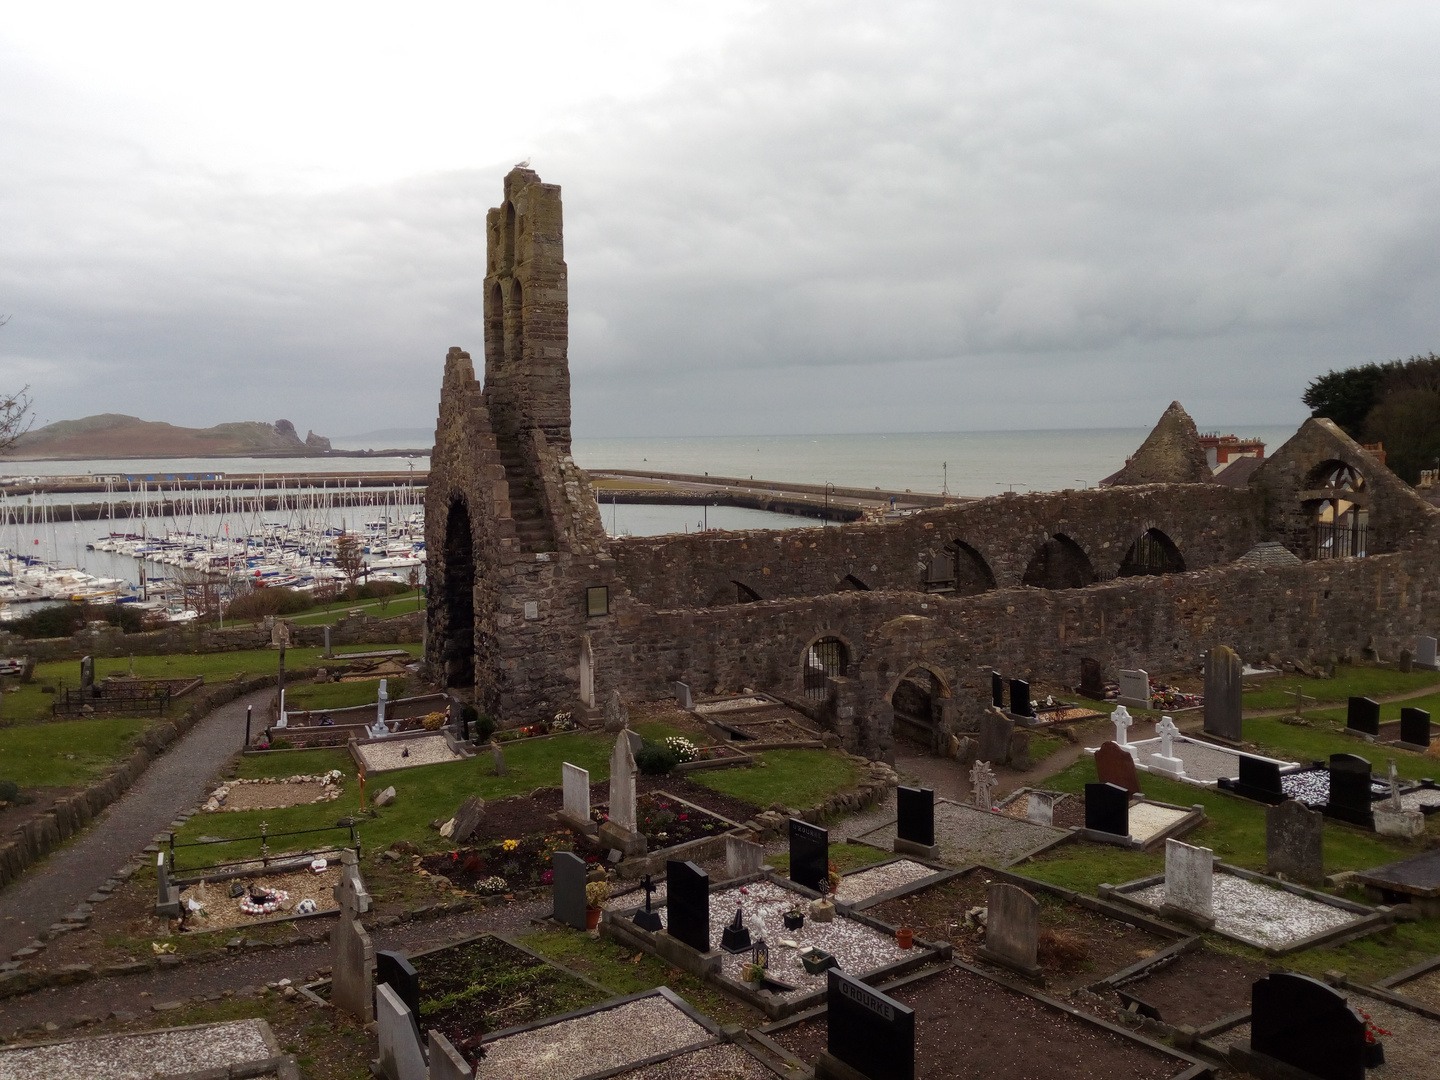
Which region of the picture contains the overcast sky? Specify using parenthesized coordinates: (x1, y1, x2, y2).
(2, 1, 1438, 439)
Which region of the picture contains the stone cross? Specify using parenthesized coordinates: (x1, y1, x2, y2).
(1155, 716, 1178, 757)
(1388, 759, 1402, 812)
(609, 729, 638, 833)
(969, 759, 996, 810)
(330, 849, 376, 1022)
(1110, 705, 1134, 746)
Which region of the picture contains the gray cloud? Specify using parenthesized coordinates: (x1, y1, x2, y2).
(3, 2, 1439, 439)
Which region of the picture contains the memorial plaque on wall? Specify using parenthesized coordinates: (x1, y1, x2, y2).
(896, 786, 934, 848)
(826, 968, 915, 1080)
(789, 819, 830, 892)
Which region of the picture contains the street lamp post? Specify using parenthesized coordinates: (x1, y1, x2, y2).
(824, 482, 836, 525)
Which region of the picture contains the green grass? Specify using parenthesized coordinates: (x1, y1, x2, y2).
(1027, 731, 1069, 768)
(767, 842, 893, 877)
(288, 592, 425, 626)
(1243, 665, 1440, 712)
(0, 716, 150, 787)
(689, 749, 860, 813)
(633, 721, 690, 744)
(284, 678, 405, 711)
(1243, 716, 1438, 780)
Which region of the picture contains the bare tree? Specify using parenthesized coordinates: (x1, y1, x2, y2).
(0, 316, 34, 454)
(335, 533, 365, 590)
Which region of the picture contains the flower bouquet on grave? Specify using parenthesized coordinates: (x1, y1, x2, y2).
(1358, 1009, 1390, 1067)
(826, 860, 843, 894)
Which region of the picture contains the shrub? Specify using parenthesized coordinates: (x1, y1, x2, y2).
(472, 711, 496, 742)
(0, 780, 18, 803)
(635, 742, 679, 776)
(269, 737, 294, 750)
(8, 602, 143, 638)
(225, 585, 312, 620)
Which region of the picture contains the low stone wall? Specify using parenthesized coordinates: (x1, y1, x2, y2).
(0, 611, 423, 664)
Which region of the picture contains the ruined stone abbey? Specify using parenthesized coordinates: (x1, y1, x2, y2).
(425, 168, 1440, 760)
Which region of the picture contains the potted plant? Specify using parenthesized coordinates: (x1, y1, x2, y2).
(741, 961, 767, 985)
(895, 924, 914, 950)
(799, 946, 837, 975)
(584, 880, 610, 931)
(783, 906, 805, 931)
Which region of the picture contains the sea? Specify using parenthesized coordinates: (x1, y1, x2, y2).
(0, 426, 1300, 585)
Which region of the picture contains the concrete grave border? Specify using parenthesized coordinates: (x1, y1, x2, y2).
(347, 725, 475, 774)
(827, 855, 959, 913)
(1371, 953, 1440, 1021)
(1070, 795, 1207, 852)
(849, 796, 1076, 867)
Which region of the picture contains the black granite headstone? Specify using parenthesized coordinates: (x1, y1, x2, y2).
(1401, 707, 1431, 748)
(1251, 972, 1366, 1080)
(826, 968, 915, 1080)
(1346, 696, 1380, 737)
(896, 786, 934, 848)
(665, 859, 710, 953)
(789, 818, 829, 893)
(1009, 678, 1032, 718)
(1084, 782, 1129, 836)
(376, 950, 420, 1022)
(1235, 755, 1284, 805)
(1324, 753, 1375, 828)
(1079, 657, 1105, 701)
(991, 671, 1005, 709)
(552, 850, 588, 930)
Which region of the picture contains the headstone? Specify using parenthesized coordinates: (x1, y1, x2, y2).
(626, 728, 643, 757)
(561, 763, 590, 824)
(1109, 705, 1135, 747)
(604, 689, 628, 732)
(1399, 649, 1413, 673)
(978, 711, 1013, 764)
(1325, 753, 1375, 828)
(789, 819, 829, 892)
(824, 969, 915, 1080)
(609, 731, 638, 834)
(1265, 799, 1324, 886)
(990, 671, 1004, 709)
(969, 759, 996, 810)
(429, 1030, 474, 1080)
(1401, 707, 1431, 748)
(79, 655, 94, 698)
(155, 850, 180, 917)
(977, 882, 1040, 977)
(665, 860, 710, 953)
(1009, 678, 1032, 717)
(491, 741, 507, 775)
(449, 796, 485, 844)
(673, 681, 693, 710)
(1235, 755, 1284, 804)
(1375, 758, 1425, 838)
(1026, 792, 1053, 826)
(1346, 696, 1380, 737)
(1079, 657, 1105, 700)
(1251, 972, 1367, 1080)
(323, 625, 332, 658)
(726, 834, 766, 878)
(633, 873, 663, 932)
(1094, 740, 1140, 795)
(1162, 838, 1214, 925)
(1148, 716, 1185, 778)
(376, 950, 420, 1022)
(1417, 635, 1439, 671)
(1117, 668, 1150, 710)
(375, 982, 427, 1080)
(373, 786, 397, 808)
(551, 851, 588, 930)
(331, 849, 375, 1022)
(1084, 782, 1129, 837)
(376, 678, 388, 727)
(1204, 646, 1242, 740)
(896, 786, 935, 847)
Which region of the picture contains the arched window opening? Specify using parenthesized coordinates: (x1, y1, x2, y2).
(1309, 462, 1367, 559)
(734, 581, 762, 604)
(486, 282, 504, 363)
(1118, 528, 1186, 577)
(803, 637, 848, 700)
(836, 574, 870, 592)
(504, 279, 524, 364)
(442, 499, 476, 688)
(1021, 533, 1096, 590)
(951, 540, 997, 596)
(501, 201, 517, 270)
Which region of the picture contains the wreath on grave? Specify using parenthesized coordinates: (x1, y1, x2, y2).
(239, 889, 289, 916)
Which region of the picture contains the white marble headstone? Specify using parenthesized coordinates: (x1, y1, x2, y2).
(1417, 635, 1438, 670)
(1117, 670, 1150, 710)
(1026, 792, 1053, 826)
(1164, 838, 1214, 921)
(1110, 705, 1134, 745)
(562, 762, 590, 822)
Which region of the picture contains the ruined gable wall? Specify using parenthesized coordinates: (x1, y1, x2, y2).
(608, 483, 1262, 609)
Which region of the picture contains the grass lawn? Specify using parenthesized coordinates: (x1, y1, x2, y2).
(0, 716, 150, 788)
(766, 842, 893, 878)
(1027, 731, 1069, 768)
(690, 749, 860, 814)
(1242, 716, 1440, 780)
(1, 645, 419, 723)
(285, 678, 406, 711)
(1243, 665, 1440, 712)
(288, 593, 425, 626)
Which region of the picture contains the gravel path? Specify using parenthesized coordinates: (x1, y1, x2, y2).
(0, 688, 273, 963)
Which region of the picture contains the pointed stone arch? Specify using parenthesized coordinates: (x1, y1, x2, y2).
(1021, 533, 1096, 590)
(1305, 460, 1368, 559)
(504, 278, 524, 364)
(1118, 527, 1187, 576)
(950, 540, 997, 595)
(836, 574, 870, 591)
(441, 496, 476, 688)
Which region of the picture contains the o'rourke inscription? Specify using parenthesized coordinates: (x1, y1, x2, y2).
(824, 968, 915, 1080)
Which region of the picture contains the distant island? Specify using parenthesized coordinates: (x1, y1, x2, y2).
(0, 414, 335, 460)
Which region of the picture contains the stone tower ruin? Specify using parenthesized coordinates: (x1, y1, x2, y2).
(424, 168, 613, 720)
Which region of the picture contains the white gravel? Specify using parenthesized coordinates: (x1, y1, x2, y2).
(611, 1043, 775, 1079)
(356, 734, 460, 772)
(474, 995, 711, 1080)
(1131, 873, 1363, 949)
(693, 697, 771, 714)
(833, 859, 939, 904)
(0, 1020, 274, 1080)
(858, 800, 1064, 866)
(1399, 788, 1440, 813)
(1127, 802, 1191, 843)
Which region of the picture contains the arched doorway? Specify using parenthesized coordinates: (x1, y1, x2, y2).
(442, 499, 476, 688)
(1118, 528, 1186, 576)
(1021, 533, 1096, 590)
(1308, 461, 1367, 559)
(803, 637, 848, 701)
(889, 665, 950, 748)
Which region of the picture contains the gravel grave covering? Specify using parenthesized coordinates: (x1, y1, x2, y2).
(1127, 802, 1191, 842)
(178, 865, 341, 931)
(1149, 739, 1249, 783)
(833, 859, 939, 904)
(213, 781, 331, 811)
(473, 995, 710, 1080)
(0, 1019, 273, 1080)
(355, 734, 460, 772)
(1394, 967, 1440, 1011)
(1130, 873, 1362, 949)
(1398, 789, 1440, 813)
(609, 1043, 775, 1079)
(1212, 992, 1440, 1077)
(693, 697, 771, 714)
(859, 801, 1065, 867)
